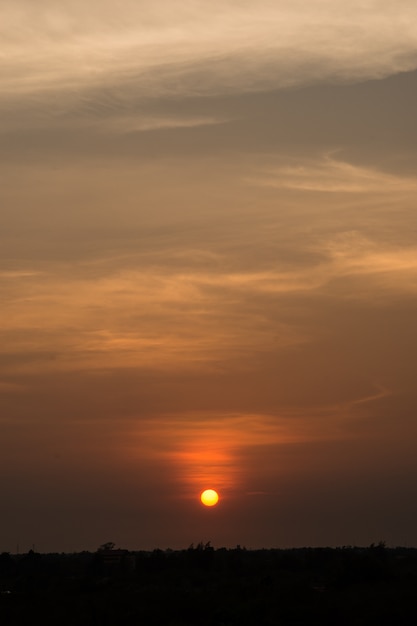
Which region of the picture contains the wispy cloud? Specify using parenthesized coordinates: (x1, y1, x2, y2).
(250, 156, 417, 193)
(2, 228, 416, 377)
(2, 0, 417, 106)
(101, 115, 228, 135)
(323, 232, 417, 295)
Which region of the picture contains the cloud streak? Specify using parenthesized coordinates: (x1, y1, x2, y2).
(2, 227, 416, 378)
(252, 156, 417, 193)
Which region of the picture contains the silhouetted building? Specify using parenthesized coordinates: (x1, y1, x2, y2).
(98, 548, 135, 571)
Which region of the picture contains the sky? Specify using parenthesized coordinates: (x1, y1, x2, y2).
(1, 0, 417, 553)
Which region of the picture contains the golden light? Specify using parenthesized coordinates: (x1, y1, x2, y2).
(200, 489, 219, 507)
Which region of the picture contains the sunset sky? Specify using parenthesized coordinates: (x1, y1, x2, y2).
(1, 0, 417, 553)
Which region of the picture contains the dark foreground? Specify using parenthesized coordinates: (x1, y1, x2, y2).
(1, 544, 417, 625)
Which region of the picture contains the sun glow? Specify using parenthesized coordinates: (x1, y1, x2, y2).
(200, 489, 219, 507)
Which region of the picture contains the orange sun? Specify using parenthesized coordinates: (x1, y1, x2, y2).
(200, 489, 219, 507)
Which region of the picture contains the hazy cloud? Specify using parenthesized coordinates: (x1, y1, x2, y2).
(2, 0, 417, 107)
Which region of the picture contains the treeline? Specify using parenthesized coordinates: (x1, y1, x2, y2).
(1, 544, 417, 625)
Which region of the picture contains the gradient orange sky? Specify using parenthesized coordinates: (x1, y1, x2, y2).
(1, 0, 417, 552)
